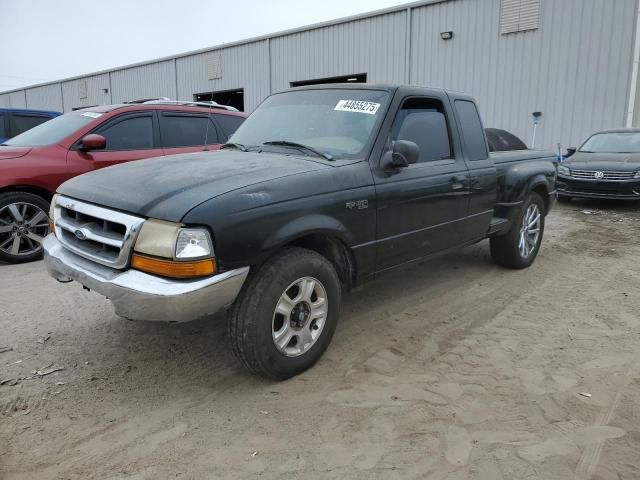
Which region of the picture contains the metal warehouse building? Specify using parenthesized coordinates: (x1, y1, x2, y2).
(1, 0, 639, 150)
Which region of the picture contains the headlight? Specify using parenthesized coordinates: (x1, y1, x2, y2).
(176, 229, 213, 259)
(635, 170, 640, 179)
(49, 193, 59, 233)
(133, 220, 216, 278)
(557, 165, 570, 176)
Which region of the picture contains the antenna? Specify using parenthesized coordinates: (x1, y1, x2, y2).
(203, 90, 215, 151)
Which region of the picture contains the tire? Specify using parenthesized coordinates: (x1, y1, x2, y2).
(0, 192, 51, 264)
(557, 194, 572, 203)
(490, 192, 545, 269)
(228, 247, 342, 380)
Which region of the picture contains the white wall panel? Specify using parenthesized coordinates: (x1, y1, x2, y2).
(26, 84, 63, 111)
(61, 74, 110, 112)
(177, 41, 270, 112)
(110, 60, 176, 104)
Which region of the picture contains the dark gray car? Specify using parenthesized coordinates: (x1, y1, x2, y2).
(557, 128, 640, 201)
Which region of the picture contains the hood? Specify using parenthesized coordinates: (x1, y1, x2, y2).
(0, 146, 32, 161)
(58, 150, 332, 221)
(566, 151, 640, 171)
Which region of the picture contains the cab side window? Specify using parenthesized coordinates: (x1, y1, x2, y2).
(99, 115, 154, 151)
(391, 98, 453, 163)
(454, 100, 489, 160)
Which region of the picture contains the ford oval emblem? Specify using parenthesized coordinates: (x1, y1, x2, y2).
(594, 171, 605, 179)
(74, 229, 87, 240)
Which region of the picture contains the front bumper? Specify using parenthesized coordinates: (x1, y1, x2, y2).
(43, 234, 249, 322)
(557, 175, 640, 200)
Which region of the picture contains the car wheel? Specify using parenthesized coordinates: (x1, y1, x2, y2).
(228, 247, 341, 380)
(557, 194, 572, 203)
(490, 192, 545, 269)
(0, 192, 51, 264)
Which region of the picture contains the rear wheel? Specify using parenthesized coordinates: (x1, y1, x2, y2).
(0, 192, 50, 264)
(228, 247, 341, 380)
(490, 192, 545, 269)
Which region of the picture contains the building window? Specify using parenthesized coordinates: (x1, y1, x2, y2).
(500, 0, 541, 34)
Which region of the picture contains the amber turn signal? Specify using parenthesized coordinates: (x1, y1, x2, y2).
(131, 254, 216, 278)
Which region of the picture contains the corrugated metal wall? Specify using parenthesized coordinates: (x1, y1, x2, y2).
(176, 41, 270, 112)
(61, 74, 110, 111)
(0, 0, 637, 149)
(410, 0, 638, 149)
(0, 91, 26, 109)
(270, 10, 407, 90)
(25, 84, 63, 112)
(111, 60, 176, 103)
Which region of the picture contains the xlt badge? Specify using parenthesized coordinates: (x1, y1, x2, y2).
(346, 200, 368, 210)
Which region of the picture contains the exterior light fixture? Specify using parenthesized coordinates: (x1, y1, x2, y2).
(440, 31, 454, 40)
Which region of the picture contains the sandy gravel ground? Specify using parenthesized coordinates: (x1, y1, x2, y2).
(1, 201, 639, 480)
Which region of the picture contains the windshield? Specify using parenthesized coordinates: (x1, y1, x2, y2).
(3, 111, 100, 147)
(229, 88, 390, 159)
(580, 132, 640, 153)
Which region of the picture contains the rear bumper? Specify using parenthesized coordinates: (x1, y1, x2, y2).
(557, 175, 640, 200)
(43, 234, 249, 322)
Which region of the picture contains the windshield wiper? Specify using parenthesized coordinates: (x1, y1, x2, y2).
(262, 140, 333, 160)
(0, 143, 8, 147)
(221, 142, 248, 152)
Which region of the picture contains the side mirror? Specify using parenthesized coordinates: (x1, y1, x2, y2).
(384, 140, 419, 169)
(565, 147, 577, 158)
(80, 134, 106, 151)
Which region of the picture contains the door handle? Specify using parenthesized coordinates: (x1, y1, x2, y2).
(450, 176, 466, 190)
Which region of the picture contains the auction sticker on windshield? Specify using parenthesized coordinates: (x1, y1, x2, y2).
(335, 100, 381, 115)
(81, 112, 103, 119)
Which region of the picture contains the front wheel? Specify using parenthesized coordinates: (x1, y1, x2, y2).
(228, 247, 341, 380)
(490, 192, 545, 269)
(0, 192, 51, 264)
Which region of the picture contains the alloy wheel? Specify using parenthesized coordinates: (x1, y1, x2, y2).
(0, 202, 49, 257)
(272, 277, 328, 357)
(518, 203, 541, 259)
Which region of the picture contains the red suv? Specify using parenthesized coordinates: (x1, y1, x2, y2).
(0, 101, 246, 264)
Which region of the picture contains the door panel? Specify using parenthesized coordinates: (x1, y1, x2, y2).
(373, 94, 470, 271)
(449, 94, 497, 242)
(66, 112, 163, 176)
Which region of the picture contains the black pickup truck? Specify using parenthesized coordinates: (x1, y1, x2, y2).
(43, 84, 557, 379)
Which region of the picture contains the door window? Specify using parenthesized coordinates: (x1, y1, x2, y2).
(390, 98, 453, 163)
(99, 116, 154, 151)
(0, 113, 5, 138)
(214, 114, 245, 139)
(160, 114, 219, 147)
(12, 114, 51, 136)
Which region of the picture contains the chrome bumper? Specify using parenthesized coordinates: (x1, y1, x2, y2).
(43, 234, 249, 322)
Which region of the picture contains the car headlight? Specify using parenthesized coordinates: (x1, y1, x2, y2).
(557, 165, 570, 176)
(175, 229, 213, 259)
(133, 219, 216, 278)
(49, 193, 59, 233)
(635, 170, 640, 179)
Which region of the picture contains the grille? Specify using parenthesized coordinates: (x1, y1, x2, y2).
(53, 195, 145, 269)
(569, 169, 636, 181)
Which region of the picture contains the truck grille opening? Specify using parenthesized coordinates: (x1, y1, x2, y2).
(53, 196, 145, 269)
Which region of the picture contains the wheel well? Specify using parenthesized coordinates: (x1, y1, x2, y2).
(531, 184, 549, 213)
(0, 185, 53, 203)
(289, 234, 356, 289)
